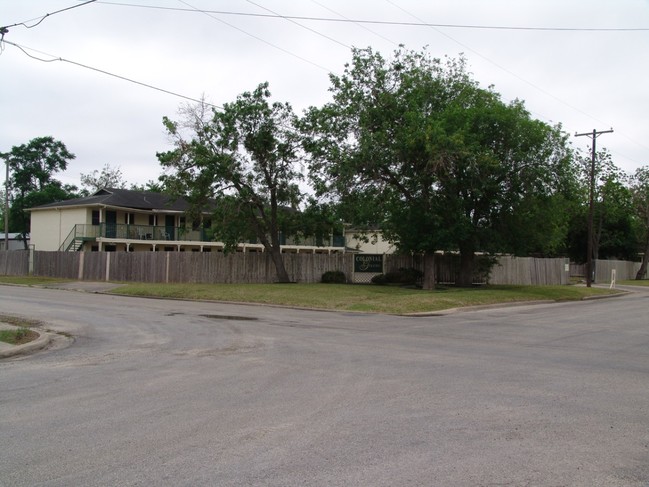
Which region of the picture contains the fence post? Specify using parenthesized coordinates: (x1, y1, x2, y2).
(564, 258, 570, 285)
(78, 251, 85, 280)
(105, 252, 111, 281)
(165, 252, 170, 283)
(28, 245, 34, 276)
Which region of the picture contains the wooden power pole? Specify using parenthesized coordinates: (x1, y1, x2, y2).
(575, 128, 613, 287)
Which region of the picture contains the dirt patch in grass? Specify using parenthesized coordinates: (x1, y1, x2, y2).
(0, 314, 42, 328)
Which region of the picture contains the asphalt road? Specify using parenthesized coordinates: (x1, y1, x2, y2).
(1, 284, 648, 487)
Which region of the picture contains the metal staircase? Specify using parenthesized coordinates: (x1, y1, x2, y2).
(59, 225, 97, 251)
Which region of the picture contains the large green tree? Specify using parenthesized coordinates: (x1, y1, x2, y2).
(631, 166, 649, 279)
(157, 83, 304, 283)
(303, 47, 574, 287)
(1, 136, 78, 248)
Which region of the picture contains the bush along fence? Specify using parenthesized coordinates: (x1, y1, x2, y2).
(0, 250, 645, 285)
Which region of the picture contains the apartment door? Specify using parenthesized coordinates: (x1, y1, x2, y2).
(165, 215, 175, 240)
(106, 211, 117, 238)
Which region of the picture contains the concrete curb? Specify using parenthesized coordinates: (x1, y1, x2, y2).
(0, 326, 54, 359)
(403, 300, 557, 317)
(403, 290, 630, 317)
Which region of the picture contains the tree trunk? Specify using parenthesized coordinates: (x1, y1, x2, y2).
(268, 246, 291, 283)
(636, 234, 649, 280)
(456, 247, 475, 287)
(422, 252, 436, 290)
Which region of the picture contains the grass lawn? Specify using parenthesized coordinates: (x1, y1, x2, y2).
(108, 282, 620, 315)
(0, 276, 623, 314)
(0, 328, 39, 345)
(0, 276, 72, 286)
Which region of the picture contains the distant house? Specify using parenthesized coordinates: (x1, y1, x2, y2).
(0, 233, 29, 251)
(28, 188, 346, 253)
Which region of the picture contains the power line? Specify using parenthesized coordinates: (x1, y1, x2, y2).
(246, 0, 350, 50)
(6, 40, 304, 139)
(176, 0, 332, 73)
(1, 0, 97, 31)
(383, 0, 649, 161)
(4, 40, 223, 110)
(93, 1, 649, 32)
(310, 0, 398, 46)
(383, 1, 649, 168)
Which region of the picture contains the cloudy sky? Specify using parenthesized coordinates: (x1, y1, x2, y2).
(1, 0, 648, 189)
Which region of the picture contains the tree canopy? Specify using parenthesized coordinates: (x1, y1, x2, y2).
(302, 47, 574, 286)
(1, 136, 78, 247)
(80, 163, 127, 195)
(566, 149, 638, 263)
(631, 166, 649, 279)
(157, 83, 305, 282)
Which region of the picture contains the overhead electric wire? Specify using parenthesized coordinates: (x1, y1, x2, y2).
(385, 3, 605, 122)
(386, 0, 595, 122)
(93, 1, 649, 32)
(176, 0, 332, 73)
(4, 40, 223, 110)
(310, 0, 398, 46)
(246, 0, 350, 50)
(386, 1, 649, 163)
(0, 0, 97, 31)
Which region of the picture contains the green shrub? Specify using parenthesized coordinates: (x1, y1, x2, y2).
(372, 268, 422, 286)
(321, 270, 347, 284)
(371, 273, 388, 285)
(386, 267, 423, 285)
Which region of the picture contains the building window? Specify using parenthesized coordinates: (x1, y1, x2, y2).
(92, 210, 100, 226)
(149, 214, 155, 226)
(124, 213, 134, 224)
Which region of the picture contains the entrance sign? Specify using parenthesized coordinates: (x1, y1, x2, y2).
(354, 254, 383, 273)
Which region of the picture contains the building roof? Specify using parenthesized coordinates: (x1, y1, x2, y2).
(29, 188, 192, 213)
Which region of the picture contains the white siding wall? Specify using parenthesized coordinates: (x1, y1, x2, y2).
(30, 208, 90, 251)
(345, 230, 395, 254)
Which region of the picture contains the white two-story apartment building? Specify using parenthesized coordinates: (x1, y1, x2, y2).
(28, 188, 347, 253)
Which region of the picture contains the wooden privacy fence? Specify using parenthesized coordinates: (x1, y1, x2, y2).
(488, 256, 569, 285)
(385, 254, 570, 285)
(0, 250, 644, 285)
(32, 251, 353, 284)
(0, 250, 30, 276)
(568, 261, 644, 281)
(594, 259, 643, 282)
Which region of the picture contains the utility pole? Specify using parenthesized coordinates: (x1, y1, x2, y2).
(575, 128, 613, 287)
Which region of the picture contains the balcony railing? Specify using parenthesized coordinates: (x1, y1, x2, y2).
(100, 223, 209, 242)
(61, 223, 346, 249)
